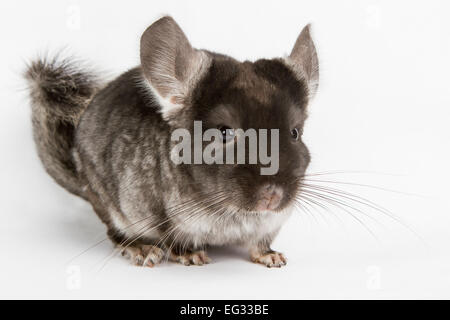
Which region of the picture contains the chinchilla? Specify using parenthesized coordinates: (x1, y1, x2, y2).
(25, 16, 319, 267)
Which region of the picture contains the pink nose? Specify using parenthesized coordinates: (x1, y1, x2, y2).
(255, 184, 283, 211)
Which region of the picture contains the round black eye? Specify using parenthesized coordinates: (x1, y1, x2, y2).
(291, 128, 300, 141)
(219, 126, 235, 142)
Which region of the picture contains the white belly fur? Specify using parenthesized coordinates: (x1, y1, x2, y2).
(170, 206, 293, 248)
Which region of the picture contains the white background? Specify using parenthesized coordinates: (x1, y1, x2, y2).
(1, 0, 449, 299)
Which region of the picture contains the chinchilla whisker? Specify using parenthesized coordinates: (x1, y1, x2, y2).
(205, 203, 245, 239)
(301, 189, 388, 235)
(172, 202, 238, 260)
(69, 198, 184, 264)
(292, 200, 309, 220)
(93, 191, 230, 269)
(296, 194, 344, 226)
(302, 184, 390, 216)
(304, 170, 405, 178)
(302, 178, 425, 198)
(73, 190, 227, 264)
(296, 193, 380, 241)
(199, 206, 242, 253)
(98, 201, 227, 271)
(161, 199, 231, 262)
(114, 193, 229, 254)
(203, 207, 237, 247)
(306, 194, 346, 226)
(299, 181, 428, 245)
(70, 214, 164, 266)
(296, 194, 340, 225)
(161, 203, 223, 251)
(297, 198, 330, 226)
(292, 198, 319, 225)
(178, 210, 218, 259)
(296, 194, 334, 226)
(121, 193, 231, 262)
(303, 184, 426, 244)
(301, 183, 406, 226)
(300, 188, 383, 225)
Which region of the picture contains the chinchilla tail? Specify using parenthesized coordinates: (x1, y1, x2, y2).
(24, 54, 102, 199)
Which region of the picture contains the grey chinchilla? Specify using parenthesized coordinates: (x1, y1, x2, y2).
(25, 16, 319, 267)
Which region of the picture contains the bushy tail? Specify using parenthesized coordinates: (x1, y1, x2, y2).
(25, 56, 101, 199)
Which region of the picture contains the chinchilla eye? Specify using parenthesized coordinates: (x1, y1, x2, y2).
(291, 128, 300, 141)
(219, 126, 235, 142)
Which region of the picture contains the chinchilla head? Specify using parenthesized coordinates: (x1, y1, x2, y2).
(140, 16, 319, 213)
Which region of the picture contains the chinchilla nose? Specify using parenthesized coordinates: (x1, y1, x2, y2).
(255, 184, 283, 211)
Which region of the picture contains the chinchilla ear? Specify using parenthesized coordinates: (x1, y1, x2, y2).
(140, 16, 210, 119)
(285, 24, 319, 99)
